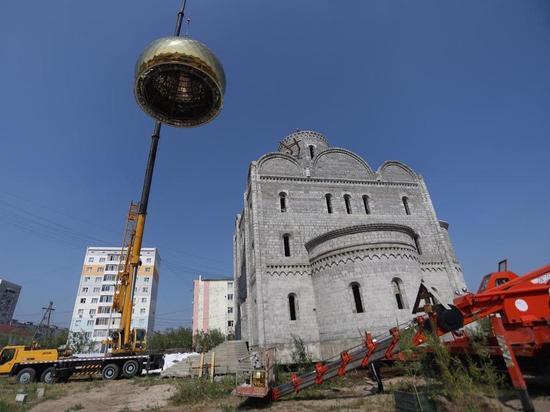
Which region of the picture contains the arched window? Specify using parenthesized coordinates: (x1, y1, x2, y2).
(402, 196, 411, 215)
(288, 293, 298, 320)
(362, 195, 371, 215)
(414, 235, 422, 255)
(279, 192, 287, 212)
(350, 282, 364, 313)
(344, 194, 352, 214)
(308, 145, 315, 159)
(392, 278, 408, 310)
(283, 234, 291, 257)
(325, 194, 333, 214)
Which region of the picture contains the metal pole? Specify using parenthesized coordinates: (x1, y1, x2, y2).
(174, 0, 188, 37)
(138, 121, 162, 215)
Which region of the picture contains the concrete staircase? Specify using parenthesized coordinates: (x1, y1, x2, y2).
(162, 340, 249, 378)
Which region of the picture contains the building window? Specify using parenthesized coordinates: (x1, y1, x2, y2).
(288, 293, 298, 321)
(86, 267, 92, 273)
(227, 294, 233, 300)
(414, 235, 422, 255)
(105, 264, 117, 271)
(88, 257, 94, 263)
(77, 309, 84, 317)
(89, 309, 96, 315)
(142, 287, 149, 293)
(99, 257, 105, 262)
(95, 317, 109, 325)
(108, 255, 116, 261)
(97, 267, 103, 272)
(93, 287, 100, 293)
(228, 307, 233, 313)
(402, 196, 411, 215)
(279, 192, 287, 212)
(228, 320, 234, 327)
(144, 277, 150, 283)
(103, 274, 116, 282)
(146, 258, 152, 263)
(93, 330, 107, 337)
(228, 282, 233, 288)
(140, 308, 146, 314)
(98, 306, 111, 314)
(392, 278, 408, 309)
(95, 277, 102, 282)
(99, 295, 113, 303)
(84, 276, 90, 282)
(141, 297, 147, 303)
(283, 234, 291, 257)
(91, 298, 98, 304)
(325, 194, 333, 214)
(101, 285, 112, 292)
(362, 195, 371, 215)
(350, 282, 364, 313)
(87, 320, 94, 326)
(344, 194, 352, 214)
(308, 145, 315, 159)
(80, 298, 86, 304)
(145, 267, 151, 272)
(82, 287, 88, 293)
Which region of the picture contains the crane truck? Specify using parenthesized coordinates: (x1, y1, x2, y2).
(236, 262, 550, 412)
(0, 112, 167, 384)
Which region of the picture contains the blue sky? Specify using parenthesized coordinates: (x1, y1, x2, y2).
(1, 1, 549, 329)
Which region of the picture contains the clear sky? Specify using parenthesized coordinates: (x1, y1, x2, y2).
(1, 1, 549, 330)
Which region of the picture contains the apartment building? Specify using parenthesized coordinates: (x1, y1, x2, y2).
(0, 279, 21, 324)
(192, 277, 235, 337)
(69, 247, 160, 352)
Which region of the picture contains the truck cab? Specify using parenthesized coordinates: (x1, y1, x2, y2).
(477, 271, 518, 293)
(0, 345, 58, 383)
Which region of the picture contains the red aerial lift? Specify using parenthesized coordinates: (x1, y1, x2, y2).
(236, 262, 550, 412)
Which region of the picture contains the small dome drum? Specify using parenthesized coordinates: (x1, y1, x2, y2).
(134, 37, 226, 127)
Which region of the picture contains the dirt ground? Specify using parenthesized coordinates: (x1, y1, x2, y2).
(1, 373, 549, 412)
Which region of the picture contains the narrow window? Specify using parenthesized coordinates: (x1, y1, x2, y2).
(325, 194, 333, 214)
(344, 194, 352, 214)
(414, 235, 422, 255)
(362, 195, 371, 215)
(288, 293, 297, 320)
(350, 282, 364, 313)
(402, 196, 411, 215)
(309, 145, 315, 159)
(392, 278, 408, 309)
(283, 234, 291, 257)
(279, 192, 287, 212)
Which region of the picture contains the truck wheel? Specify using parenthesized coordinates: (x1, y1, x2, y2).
(40, 367, 55, 384)
(16, 368, 36, 384)
(101, 363, 120, 380)
(122, 360, 140, 378)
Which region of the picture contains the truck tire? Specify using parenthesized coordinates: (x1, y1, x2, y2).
(122, 360, 140, 378)
(101, 363, 120, 380)
(16, 368, 36, 384)
(40, 367, 55, 384)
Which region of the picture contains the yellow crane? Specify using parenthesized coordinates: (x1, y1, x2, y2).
(0, 0, 225, 383)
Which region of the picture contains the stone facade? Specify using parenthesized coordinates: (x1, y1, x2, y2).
(233, 130, 466, 362)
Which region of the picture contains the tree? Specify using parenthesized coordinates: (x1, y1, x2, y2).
(67, 330, 93, 353)
(194, 329, 226, 353)
(148, 327, 193, 351)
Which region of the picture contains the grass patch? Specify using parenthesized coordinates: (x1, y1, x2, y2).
(171, 377, 234, 405)
(0, 379, 68, 411)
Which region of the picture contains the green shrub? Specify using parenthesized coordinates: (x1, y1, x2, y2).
(171, 377, 234, 405)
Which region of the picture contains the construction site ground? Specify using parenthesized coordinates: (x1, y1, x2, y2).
(1, 370, 549, 412)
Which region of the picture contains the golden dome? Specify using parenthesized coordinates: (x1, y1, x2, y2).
(134, 37, 226, 127)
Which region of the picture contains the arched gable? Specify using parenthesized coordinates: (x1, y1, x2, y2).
(258, 153, 303, 177)
(312, 148, 374, 180)
(378, 161, 417, 182)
